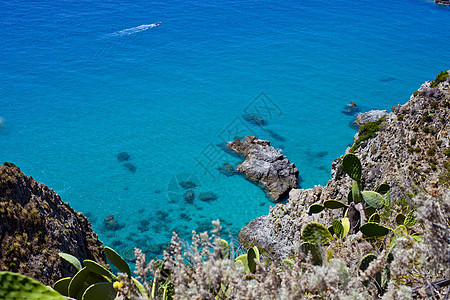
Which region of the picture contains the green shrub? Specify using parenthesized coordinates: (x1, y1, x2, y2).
(427, 148, 436, 156)
(444, 149, 450, 157)
(397, 115, 404, 121)
(350, 116, 385, 153)
(423, 127, 431, 134)
(410, 138, 416, 145)
(413, 90, 420, 97)
(430, 70, 449, 88)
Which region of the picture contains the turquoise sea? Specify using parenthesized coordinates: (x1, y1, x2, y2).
(1, 0, 449, 259)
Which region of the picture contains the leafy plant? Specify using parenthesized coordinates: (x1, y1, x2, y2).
(55, 247, 148, 300)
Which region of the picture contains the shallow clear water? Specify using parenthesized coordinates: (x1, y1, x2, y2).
(1, 0, 449, 259)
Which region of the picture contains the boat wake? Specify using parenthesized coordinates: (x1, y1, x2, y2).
(109, 22, 161, 36)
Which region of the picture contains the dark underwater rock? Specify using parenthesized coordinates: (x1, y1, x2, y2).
(0, 162, 107, 285)
(217, 163, 238, 177)
(123, 162, 137, 173)
(104, 215, 122, 231)
(227, 136, 299, 201)
(243, 113, 267, 126)
(117, 152, 130, 162)
(179, 181, 197, 189)
(199, 192, 218, 202)
(184, 190, 195, 204)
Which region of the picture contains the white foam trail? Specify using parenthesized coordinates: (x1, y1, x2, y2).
(109, 23, 159, 36)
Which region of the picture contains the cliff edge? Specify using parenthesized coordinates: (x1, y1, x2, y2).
(0, 162, 107, 285)
(239, 71, 450, 260)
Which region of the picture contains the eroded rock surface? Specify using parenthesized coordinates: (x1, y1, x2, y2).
(227, 136, 299, 201)
(0, 162, 107, 285)
(239, 72, 450, 260)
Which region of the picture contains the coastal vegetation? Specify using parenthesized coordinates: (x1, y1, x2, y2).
(1, 72, 450, 298)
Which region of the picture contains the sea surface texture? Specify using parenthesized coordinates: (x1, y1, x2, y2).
(1, 0, 449, 259)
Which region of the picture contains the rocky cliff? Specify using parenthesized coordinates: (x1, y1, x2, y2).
(227, 136, 299, 201)
(0, 163, 107, 285)
(239, 71, 450, 260)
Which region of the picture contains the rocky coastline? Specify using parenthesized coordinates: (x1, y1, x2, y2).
(227, 136, 299, 201)
(239, 71, 450, 260)
(0, 163, 106, 285)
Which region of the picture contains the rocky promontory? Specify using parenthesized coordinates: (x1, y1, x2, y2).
(0, 162, 107, 285)
(227, 136, 299, 201)
(239, 71, 450, 260)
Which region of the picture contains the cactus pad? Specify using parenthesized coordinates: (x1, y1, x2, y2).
(300, 242, 323, 266)
(308, 204, 325, 214)
(332, 219, 344, 239)
(374, 183, 390, 194)
(220, 239, 231, 259)
(302, 222, 333, 245)
(359, 222, 392, 237)
(104, 247, 131, 277)
(58, 253, 82, 272)
(324, 200, 348, 209)
(341, 217, 350, 239)
(368, 213, 380, 223)
(352, 180, 362, 204)
(395, 213, 406, 225)
(81, 282, 116, 300)
(0, 271, 65, 300)
(361, 191, 384, 208)
(342, 153, 362, 181)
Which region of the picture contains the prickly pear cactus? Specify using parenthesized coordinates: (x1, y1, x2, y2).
(324, 200, 348, 209)
(368, 213, 380, 223)
(361, 191, 384, 208)
(302, 222, 333, 246)
(332, 219, 344, 239)
(300, 242, 323, 266)
(342, 153, 362, 181)
(352, 180, 362, 204)
(359, 222, 392, 237)
(308, 204, 325, 214)
(220, 239, 231, 259)
(0, 271, 65, 300)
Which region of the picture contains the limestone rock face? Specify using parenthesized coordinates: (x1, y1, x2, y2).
(355, 110, 388, 126)
(227, 136, 299, 200)
(239, 72, 450, 261)
(0, 162, 107, 285)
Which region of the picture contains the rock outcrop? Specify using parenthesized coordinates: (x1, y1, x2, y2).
(0, 162, 107, 285)
(227, 136, 299, 201)
(239, 72, 450, 260)
(355, 109, 388, 126)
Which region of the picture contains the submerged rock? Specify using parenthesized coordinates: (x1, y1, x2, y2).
(227, 136, 299, 201)
(184, 190, 195, 204)
(104, 215, 122, 231)
(179, 181, 197, 189)
(217, 163, 238, 177)
(123, 162, 137, 173)
(199, 192, 218, 202)
(117, 152, 130, 162)
(243, 113, 267, 126)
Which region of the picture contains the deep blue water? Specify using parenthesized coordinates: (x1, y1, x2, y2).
(1, 0, 449, 259)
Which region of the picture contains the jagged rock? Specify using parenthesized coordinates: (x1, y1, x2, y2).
(239, 72, 450, 261)
(342, 102, 360, 115)
(355, 110, 388, 126)
(227, 136, 298, 201)
(0, 162, 107, 285)
(104, 215, 122, 231)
